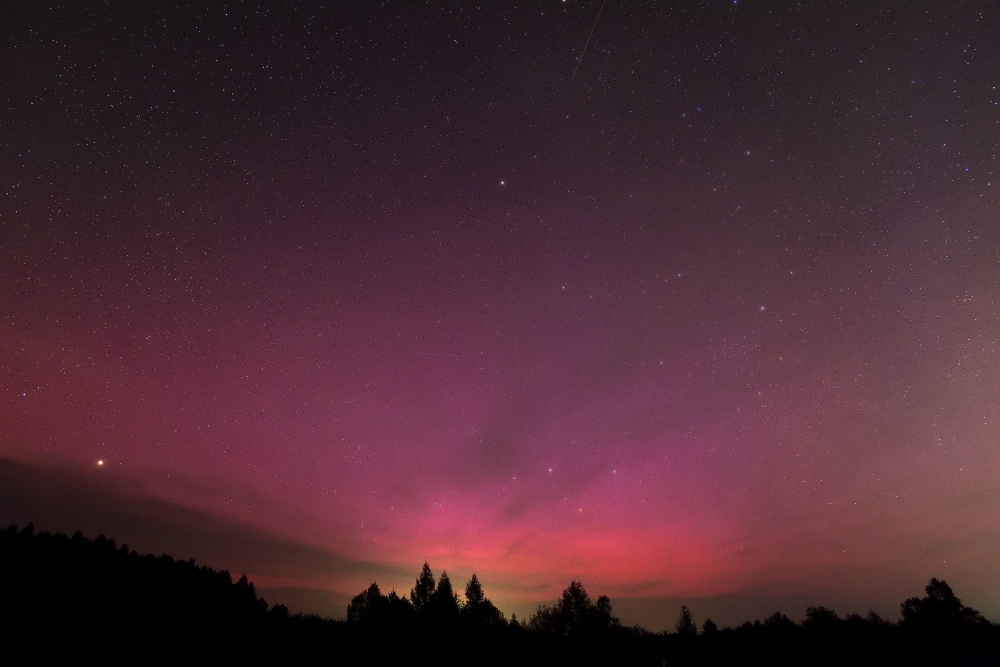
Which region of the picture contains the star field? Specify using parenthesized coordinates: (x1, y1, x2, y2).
(1, 1, 998, 626)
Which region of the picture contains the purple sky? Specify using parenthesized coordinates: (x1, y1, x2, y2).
(1, 1, 998, 628)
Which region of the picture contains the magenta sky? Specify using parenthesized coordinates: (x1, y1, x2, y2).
(1, 1, 998, 628)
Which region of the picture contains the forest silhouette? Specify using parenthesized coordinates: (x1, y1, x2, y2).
(1, 523, 996, 665)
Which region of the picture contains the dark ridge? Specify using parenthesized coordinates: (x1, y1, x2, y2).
(0, 522, 342, 661)
(1, 523, 996, 665)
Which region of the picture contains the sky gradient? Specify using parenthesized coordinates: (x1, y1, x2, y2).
(2, 1, 998, 629)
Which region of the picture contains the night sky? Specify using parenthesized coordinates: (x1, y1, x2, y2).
(2, 1, 998, 628)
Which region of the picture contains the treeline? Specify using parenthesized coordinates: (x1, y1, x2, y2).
(343, 562, 998, 665)
(0, 523, 325, 660)
(1, 524, 996, 665)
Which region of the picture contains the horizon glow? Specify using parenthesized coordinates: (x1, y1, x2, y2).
(1, 1, 997, 628)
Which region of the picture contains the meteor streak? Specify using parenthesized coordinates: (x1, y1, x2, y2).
(572, 0, 608, 80)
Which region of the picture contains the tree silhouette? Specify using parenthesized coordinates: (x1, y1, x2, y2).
(462, 573, 506, 628)
(426, 570, 460, 620)
(528, 581, 619, 636)
(866, 609, 889, 627)
(559, 581, 592, 633)
(0, 522, 329, 660)
(410, 562, 436, 612)
(346, 581, 414, 629)
(435, 571, 459, 604)
(675, 605, 696, 636)
(901, 578, 986, 629)
(594, 595, 615, 629)
(5, 522, 999, 664)
(804, 606, 841, 632)
(347, 582, 383, 625)
(465, 573, 486, 606)
(763, 611, 799, 635)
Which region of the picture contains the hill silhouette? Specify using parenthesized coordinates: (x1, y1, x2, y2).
(1, 523, 996, 665)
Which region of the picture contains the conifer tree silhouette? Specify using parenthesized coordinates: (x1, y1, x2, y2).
(675, 605, 696, 636)
(528, 581, 618, 636)
(465, 573, 486, 606)
(427, 570, 460, 620)
(410, 562, 436, 612)
(5, 522, 999, 665)
(347, 582, 383, 624)
(462, 573, 506, 628)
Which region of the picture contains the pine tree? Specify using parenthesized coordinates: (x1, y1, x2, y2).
(410, 563, 436, 612)
(461, 573, 506, 628)
(347, 582, 384, 625)
(432, 571, 460, 614)
(465, 573, 486, 606)
(527, 581, 617, 635)
(676, 605, 697, 636)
